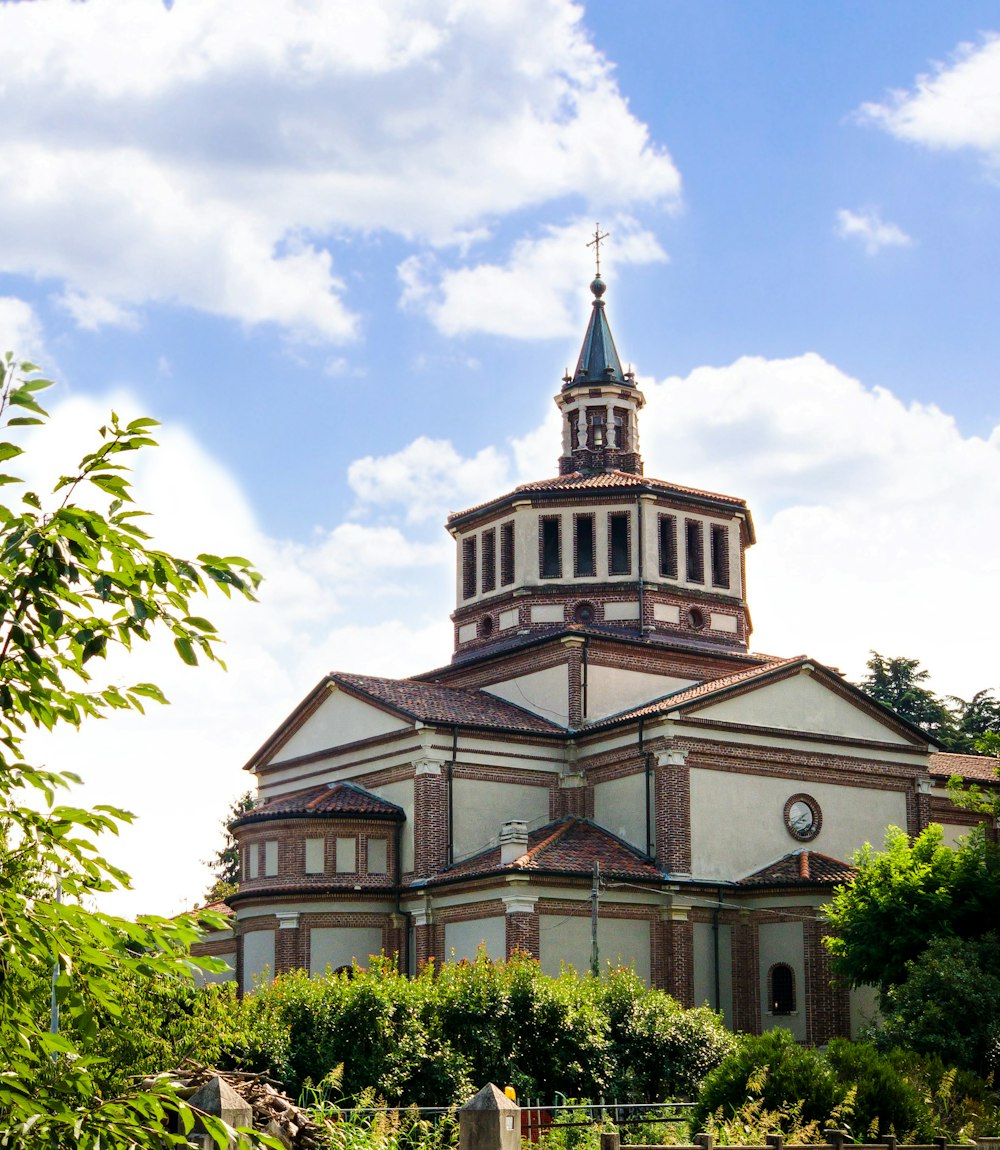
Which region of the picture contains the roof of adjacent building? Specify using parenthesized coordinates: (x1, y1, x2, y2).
(419, 815, 664, 887)
(331, 672, 566, 735)
(738, 849, 856, 888)
(929, 751, 1000, 784)
(447, 469, 754, 532)
(234, 780, 405, 825)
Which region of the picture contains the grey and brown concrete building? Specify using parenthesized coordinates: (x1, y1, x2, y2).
(197, 273, 991, 1042)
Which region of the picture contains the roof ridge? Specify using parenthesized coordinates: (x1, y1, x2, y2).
(521, 816, 575, 864)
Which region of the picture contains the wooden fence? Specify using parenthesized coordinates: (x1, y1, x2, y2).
(600, 1132, 994, 1150)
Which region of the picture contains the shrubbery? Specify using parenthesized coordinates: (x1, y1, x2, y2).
(690, 1029, 998, 1141)
(217, 953, 734, 1106)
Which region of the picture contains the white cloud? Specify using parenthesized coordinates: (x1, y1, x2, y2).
(22, 349, 1000, 919)
(0, 297, 45, 362)
(56, 290, 139, 332)
(835, 208, 913, 255)
(0, 0, 680, 341)
(400, 216, 668, 338)
(348, 435, 512, 523)
(860, 33, 1000, 169)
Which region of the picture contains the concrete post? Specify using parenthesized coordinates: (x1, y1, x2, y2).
(188, 1076, 253, 1148)
(459, 1084, 520, 1150)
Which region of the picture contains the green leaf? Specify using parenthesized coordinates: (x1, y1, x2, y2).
(173, 636, 197, 665)
(0, 442, 24, 463)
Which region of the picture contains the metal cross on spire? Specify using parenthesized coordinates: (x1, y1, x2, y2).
(587, 223, 609, 276)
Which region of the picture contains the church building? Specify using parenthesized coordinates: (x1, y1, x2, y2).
(197, 270, 988, 1043)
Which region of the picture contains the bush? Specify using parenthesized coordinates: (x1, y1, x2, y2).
(689, 1030, 841, 1134)
(824, 1040, 930, 1139)
(212, 952, 731, 1106)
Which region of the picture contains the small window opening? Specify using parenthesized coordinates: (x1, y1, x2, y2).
(770, 963, 796, 1014)
(481, 528, 496, 593)
(586, 407, 607, 449)
(689, 606, 706, 630)
(711, 524, 730, 589)
(609, 512, 630, 575)
(685, 519, 704, 583)
(540, 517, 561, 578)
(480, 615, 493, 638)
(462, 536, 477, 600)
(658, 514, 678, 579)
(575, 514, 596, 577)
(500, 521, 515, 586)
(574, 601, 596, 625)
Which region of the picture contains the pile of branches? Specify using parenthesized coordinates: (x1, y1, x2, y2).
(146, 1059, 331, 1149)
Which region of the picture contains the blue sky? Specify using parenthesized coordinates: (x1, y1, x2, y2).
(2, 1, 999, 914)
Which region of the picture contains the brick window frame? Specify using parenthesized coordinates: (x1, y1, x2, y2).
(658, 513, 678, 579)
(685, 519, 704, 583)
(500, 521, 515, 586)
(574, 513, 596, 577)
(608, 510, 631, 576)
(462, 536, 477, 600)
(481, 528, 496, 593)
(711, 524, 730, 588)
(539, 516, 562, 578)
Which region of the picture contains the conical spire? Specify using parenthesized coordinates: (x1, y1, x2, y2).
(565, 275, 629, 389)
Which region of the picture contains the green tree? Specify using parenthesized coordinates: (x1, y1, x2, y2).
(204, 788, 256, 902)
(877, 932, 1000, 1077)
(857, 652, 955, 743)
(0, 355, 269, 1147)
(824, 824, 1000, 993)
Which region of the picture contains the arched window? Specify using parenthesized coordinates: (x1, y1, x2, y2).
(769, 963, 796, 1014)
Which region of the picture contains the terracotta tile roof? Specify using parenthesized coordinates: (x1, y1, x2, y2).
(331, 672, 566, 735)
(235, 781, 405, 824)
(421, 816, 664, 886)
(929, 751, 1000, 784)
(448, 471, 750, 524)
(581, 654, 801, 730)
(739, 850, 856, 888)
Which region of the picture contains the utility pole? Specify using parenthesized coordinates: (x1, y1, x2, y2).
(590, 861, 600, 976)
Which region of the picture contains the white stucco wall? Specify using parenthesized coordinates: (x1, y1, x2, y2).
(695, 673, 912, 743)
(693, 920, 733, 1026)
(539, 914, 650, 982)
(689, 769, 908, 880)
(452, 778, 550, 860)
(758, 920, 806, 1040)
(593, 773, 650, 850)
(445, 917, 506, 961)
(275, 689, 408, 762)
(309, 927, 384, 976)
(586, 665, 694, 721)
(372, 778, 414, 872)
(849, 983, 881, 1038)
(483, 664, 569, 725)
(242, 930, 275, 993)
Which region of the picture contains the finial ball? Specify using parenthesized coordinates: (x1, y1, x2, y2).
(590, 274, 606, 298)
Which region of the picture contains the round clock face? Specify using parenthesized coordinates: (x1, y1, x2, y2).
(784, 794, 821, 842)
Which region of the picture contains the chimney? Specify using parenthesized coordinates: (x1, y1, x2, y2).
(499, 820, 529, 865)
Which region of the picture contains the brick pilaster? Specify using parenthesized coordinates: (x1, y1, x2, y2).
(731, 915, 760, 1033)
(658, 910, 694, 1005)
(274, 912, 303, 974)
(504, 894, 540, 959)
(413, 759, 449, 878)
(414, 918, 444, 970)
(563, 636, 584, 728)
(656, 749, 691, 874)
(804, 918, 851, 1043)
